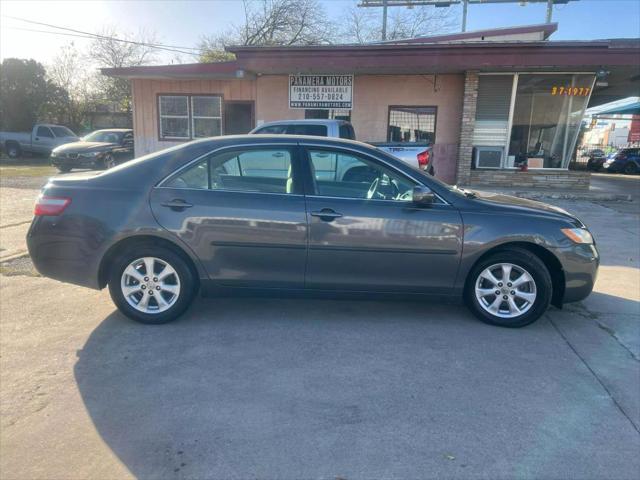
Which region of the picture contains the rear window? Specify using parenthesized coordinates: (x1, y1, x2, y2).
(286, 124, 328, 136)
(339, 123, 355, 140)
(51, 126, 76, 137)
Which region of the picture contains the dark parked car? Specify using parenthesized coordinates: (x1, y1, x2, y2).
(602, 147, 640, 174)
(586, 149, 608, 171)
(27, 136, 599, 327)
(50, 129, 134, 172)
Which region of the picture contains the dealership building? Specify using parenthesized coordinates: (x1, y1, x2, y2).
(103, 23, 640, 188)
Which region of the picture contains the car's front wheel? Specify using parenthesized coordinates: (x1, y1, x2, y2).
(103, 153, 117, 169)
(465, 248, 552, 328)
(108, 245, 197, 324)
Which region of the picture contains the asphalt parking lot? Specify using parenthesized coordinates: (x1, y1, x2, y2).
(1, 167, 638, 479)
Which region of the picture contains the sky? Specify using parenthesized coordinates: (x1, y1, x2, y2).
(1, 0, 639, 66)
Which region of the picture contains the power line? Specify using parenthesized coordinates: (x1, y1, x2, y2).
(1, 15, 203, 57)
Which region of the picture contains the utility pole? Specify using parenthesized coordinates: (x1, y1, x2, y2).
(462, 0, 468, 32)
(382, 0, 388, 40)
(546, 0, 554, 23)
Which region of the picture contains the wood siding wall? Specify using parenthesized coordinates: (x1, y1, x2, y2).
(131, 78, 257, 156)
(130, 74, 464, 183)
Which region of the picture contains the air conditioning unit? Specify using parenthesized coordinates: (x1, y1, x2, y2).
(474, 146, 504, 169)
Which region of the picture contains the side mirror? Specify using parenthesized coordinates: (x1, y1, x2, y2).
(412, 186, 435, 206)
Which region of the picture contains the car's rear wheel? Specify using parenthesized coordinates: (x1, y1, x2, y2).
(624, 162, 638, 174)
(108, 245, 197, 324)
(465, 248, 552, 328)
(5, 142, 21, 159)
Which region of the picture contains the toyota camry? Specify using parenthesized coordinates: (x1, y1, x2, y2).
(27, 135, 599, 327)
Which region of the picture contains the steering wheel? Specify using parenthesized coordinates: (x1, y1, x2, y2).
(366, 177, 380, 199)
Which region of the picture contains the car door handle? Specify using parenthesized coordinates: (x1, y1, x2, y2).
(310, 209, 343, 221)
(161, 199, 193, 211)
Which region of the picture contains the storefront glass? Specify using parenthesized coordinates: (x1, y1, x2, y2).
(473, 73, 595, 169)
(508, 74, 595, 168)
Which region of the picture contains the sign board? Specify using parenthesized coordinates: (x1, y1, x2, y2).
(289, 75, 353, 109)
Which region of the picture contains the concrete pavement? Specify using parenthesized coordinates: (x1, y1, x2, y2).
(1, 170, 638, 479)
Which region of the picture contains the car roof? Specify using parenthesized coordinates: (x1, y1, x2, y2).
(255, 119, 350, 126)
(190, 133, 364, 148)
(91, 128, 133, 133)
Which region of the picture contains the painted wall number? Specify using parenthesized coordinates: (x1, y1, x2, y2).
(551, 86, 591, 97)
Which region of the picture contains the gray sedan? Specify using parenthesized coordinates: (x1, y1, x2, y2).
(27, 135, 599, 327)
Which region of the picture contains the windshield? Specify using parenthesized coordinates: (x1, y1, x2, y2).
(51, 126, 76, 137)
(82, 131, 124, 144)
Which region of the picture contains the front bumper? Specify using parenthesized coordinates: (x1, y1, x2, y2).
(557, 242, 600, 304)
(51, 154, 102, 168)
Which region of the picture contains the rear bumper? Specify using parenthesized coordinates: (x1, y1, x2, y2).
(27, 216, 102, 289)
(557, 243, 600, 304)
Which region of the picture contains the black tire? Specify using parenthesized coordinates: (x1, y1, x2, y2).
(108, 244, 198, 324)
(103, 153, 117, 169)
(57, 166, 71, 173)
(465, 248, 552, 328)
(624, 162, 638, 175)
(5, 142, 21, 159)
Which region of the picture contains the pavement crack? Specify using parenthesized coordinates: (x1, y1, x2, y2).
(596, 321, 640, 362)
(0, 220, 31, 229)
(548, 316, 640, 435)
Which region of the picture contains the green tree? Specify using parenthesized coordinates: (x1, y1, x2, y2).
(0, 58, 68, 131)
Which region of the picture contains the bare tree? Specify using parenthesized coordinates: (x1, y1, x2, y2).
(48, 43, 100, 131)
(90, 27, 158, 112)
(340, 3, 459, 44)
(198, 0, 334, 62)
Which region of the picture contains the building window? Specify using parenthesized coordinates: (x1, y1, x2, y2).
(158, 94, 222, 140)
(472, 73, 595, 170)
(473, 75, 514, 167)
(508, 73, 595, 169)
(305, 109, 351, 121)
(387, 106, 437, 143)
(191, 96, 222, 138)
(159, 96, 190, 139)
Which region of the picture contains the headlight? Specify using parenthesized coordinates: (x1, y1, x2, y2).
(50, 151, 57, 157)
(80, 151, 101, 158)
(561, 228, 594, 244)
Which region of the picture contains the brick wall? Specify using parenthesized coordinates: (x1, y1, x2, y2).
(467, 170, 591, 190)
(455, 71, 479, 184)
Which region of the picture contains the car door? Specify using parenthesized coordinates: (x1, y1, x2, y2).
(33, 126, 55, 154)
(115, 132, 134, 161)
(301, 144, 463, 294)
(150, 144, 308, 288)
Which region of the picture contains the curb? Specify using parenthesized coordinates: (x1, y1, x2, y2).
(0, 251, 29, 263)
(467, 189, 632, 202)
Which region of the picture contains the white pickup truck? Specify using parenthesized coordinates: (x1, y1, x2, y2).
(250, 119, 434, 174)
(0, 124, 79, 158)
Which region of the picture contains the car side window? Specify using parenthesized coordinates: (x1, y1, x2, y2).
(308, 149, 417, 201)
(166, 148, 296, 194)
(36, 127, 53, 138)
(122, 133, 134, 145)
(254, 125, 287, 134)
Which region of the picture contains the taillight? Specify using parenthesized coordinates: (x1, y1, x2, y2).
(417, 149, 430, 169)
(34, 195, 71, 216)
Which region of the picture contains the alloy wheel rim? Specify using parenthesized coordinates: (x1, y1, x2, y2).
(120, 257, 181, 314)
(475, 263, 537, 319)
(105, 155, 116, 168)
